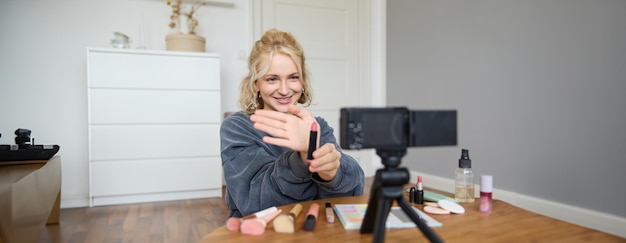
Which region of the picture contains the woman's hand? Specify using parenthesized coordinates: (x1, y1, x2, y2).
(250, 104, 317, 154)
(308, 143, 341, 181)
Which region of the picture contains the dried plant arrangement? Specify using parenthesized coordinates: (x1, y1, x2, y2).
(167, 0, 208, 34)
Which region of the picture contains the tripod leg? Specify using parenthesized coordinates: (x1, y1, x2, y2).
(397, 198, 443, 243)
(360, 176, 381, 233)
(372, 195, 392, 243)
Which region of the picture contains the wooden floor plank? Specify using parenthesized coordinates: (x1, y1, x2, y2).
(39, 191, 230, 243)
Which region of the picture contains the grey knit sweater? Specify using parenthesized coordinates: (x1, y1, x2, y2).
(220, 112, 365, 217)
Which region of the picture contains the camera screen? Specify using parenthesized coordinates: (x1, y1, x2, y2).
(360, 111, 408, 148)
(410, 111, 457, 146)
(340, 107, 410, 149)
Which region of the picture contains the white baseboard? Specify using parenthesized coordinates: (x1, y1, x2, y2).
(409, 171, 626, 239)
(61, 194, 90, 208)
(61, 189, 222, 209)
(91, 189, 222, 207)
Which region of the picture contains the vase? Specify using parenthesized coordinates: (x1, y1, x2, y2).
(178, 15, 190, 34)
(165, 33, 206, 52)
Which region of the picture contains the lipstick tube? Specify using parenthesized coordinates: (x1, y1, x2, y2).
(417, 175, 424, 204)
(307, 122, 317, 160)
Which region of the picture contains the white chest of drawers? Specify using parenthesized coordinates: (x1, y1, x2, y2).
(86, 48, 222, 206)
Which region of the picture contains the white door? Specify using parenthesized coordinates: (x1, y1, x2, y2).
(253, 0, 377, 175)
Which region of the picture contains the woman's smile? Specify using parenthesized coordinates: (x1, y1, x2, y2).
(274, 96, 293, 105)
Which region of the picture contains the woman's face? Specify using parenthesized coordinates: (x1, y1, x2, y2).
(255, 53, 303, 113)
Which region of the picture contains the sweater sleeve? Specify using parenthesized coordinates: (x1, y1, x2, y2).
(221, 113, 317, 217)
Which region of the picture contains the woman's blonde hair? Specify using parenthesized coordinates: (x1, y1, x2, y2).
(238, 28, 313, 115)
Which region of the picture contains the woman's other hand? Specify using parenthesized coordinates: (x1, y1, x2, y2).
(308, 143, 340, 181)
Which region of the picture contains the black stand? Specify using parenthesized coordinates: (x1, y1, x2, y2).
(360, 149, 443, 243)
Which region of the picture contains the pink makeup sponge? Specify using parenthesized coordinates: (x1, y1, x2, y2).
(424, 205, 450, 215)
(226, 217, 242, 231)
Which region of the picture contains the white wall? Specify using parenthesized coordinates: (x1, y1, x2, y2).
(388, 0, 626, 237)
(0, 0, 248, 207)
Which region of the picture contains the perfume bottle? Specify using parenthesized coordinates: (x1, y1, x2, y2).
(455, 149, 475, 202)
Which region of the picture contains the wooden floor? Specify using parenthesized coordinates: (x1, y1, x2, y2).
(39, 192, 230, 243)
(39, 178, 373, 243)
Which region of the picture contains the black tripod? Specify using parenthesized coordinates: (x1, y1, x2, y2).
(360, 149, 443, 243)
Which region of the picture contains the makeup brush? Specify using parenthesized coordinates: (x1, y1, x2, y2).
(273, 203, 303, 233)
(239, 209, 283, 236)
(226, 206, 278, 231)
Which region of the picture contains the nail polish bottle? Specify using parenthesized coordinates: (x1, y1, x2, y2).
(480, 175, 493, 213)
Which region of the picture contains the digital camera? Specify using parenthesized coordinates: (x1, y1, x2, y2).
(340, 107, 457, 150)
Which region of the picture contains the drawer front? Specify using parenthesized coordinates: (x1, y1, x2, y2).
(89, 124, 220, 160)
(89, 89, 220, 124)
(91, 157, 222, 196)
(88, 51, 220, 90)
